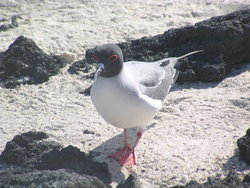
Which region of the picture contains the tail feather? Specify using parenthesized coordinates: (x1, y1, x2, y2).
(176, 50, 204, 60)
(171, 50, 203, 84)
(168, 50, 204, 69)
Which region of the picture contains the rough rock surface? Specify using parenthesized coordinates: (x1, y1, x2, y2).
(0, 36, 68, 88)
(117, 174, 141, 188)
(237, 128, 250, 164)
(68, 59, 94, 78)
(38, 145, 111, 184)
(0, 167, 107, 188)
(0, 131, 62, 168)
(75, 9, 250, 83)
(169, 172, 250, 188)
(0, 15, 20, 32)
(0, 131, 111, 186)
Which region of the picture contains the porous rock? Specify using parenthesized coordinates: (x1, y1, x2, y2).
(0, 15, 20, 32)
(0, 131, 62, 168)
(237, 128, 250, 164)
(0, 131, 111, 186)
(170, 172, 250, 188)
(0, 167, 107, 188)
(81, 9, 250, 83)
(79, 85, 92, 96)
(39, 145, 111, 184)
(117, 174, 141, 188)
(68, 59, 94, 78)
(243, 174, 250, 183)
(0, 36, 68, 88)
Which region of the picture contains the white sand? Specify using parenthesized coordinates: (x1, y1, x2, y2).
(0, 0, 250, 187)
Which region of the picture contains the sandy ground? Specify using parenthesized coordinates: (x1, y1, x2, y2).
(0, 0, 250, 187)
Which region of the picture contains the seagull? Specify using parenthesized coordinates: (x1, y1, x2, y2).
(90, 43, 201, 166)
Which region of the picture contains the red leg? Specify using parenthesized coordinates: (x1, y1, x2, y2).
(109, 129, 143, 166)
(130, 131, 142, 164)
(133, 131, 142, 150)
(124, 128, 131, 149)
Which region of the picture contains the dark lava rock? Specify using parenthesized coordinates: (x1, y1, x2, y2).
(117, 174, 141, 188)
(0, 167, 107, 188)
(81, 9, 250, 83)
(237, 128, 250, 164)
(83, 129, 95, 134)
(0, 131, 62, 168)
(0, 36, 68, 88)
(170, 172, 250, 188)
(0, 131, 111, 185)
(39, 145, 111, 184)
(68, 59, 94, 76)
(0, 15, 20, 32)
(243, 174, 250, 183)
(79, 85, 92, 96)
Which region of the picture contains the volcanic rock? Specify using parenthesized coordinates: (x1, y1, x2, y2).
(117, 174, 141, 188)
(237, 128, 250, 164)
(243, 174, 250, 183)
(38, 145, 111, 184)
(170, 172, 250, 188)
(0, 131, 62, 168)
(0, 131, 111, 186)
(0, 36, 68, 88)
(0, 167, 107, 188)
(0, 15, 20, 32)
(68, 59, 94, 77)
(79, 85, 92, 96)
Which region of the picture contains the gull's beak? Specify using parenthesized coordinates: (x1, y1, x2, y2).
(94, 63, 104, 81)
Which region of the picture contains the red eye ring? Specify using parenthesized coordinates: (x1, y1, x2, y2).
(109, 54, 118, 63)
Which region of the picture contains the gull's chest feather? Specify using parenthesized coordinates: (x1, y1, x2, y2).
(90, 72, 160, 128)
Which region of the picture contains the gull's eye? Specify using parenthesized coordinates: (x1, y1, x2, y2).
(109, 54, 118, 63)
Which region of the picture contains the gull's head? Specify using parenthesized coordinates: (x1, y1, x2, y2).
(92, 44, 124, 78)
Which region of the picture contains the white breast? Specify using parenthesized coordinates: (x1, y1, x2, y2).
(90, 69, 161, 128)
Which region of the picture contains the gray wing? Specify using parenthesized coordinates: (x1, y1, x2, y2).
(124, 58, 179, 101)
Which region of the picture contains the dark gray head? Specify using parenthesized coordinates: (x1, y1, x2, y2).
(93, 44, 124, 77)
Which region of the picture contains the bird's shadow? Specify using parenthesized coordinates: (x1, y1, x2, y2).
(89, 123, 157, 183)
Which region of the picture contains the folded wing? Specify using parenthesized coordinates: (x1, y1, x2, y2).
(124, 57, 179, 101)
